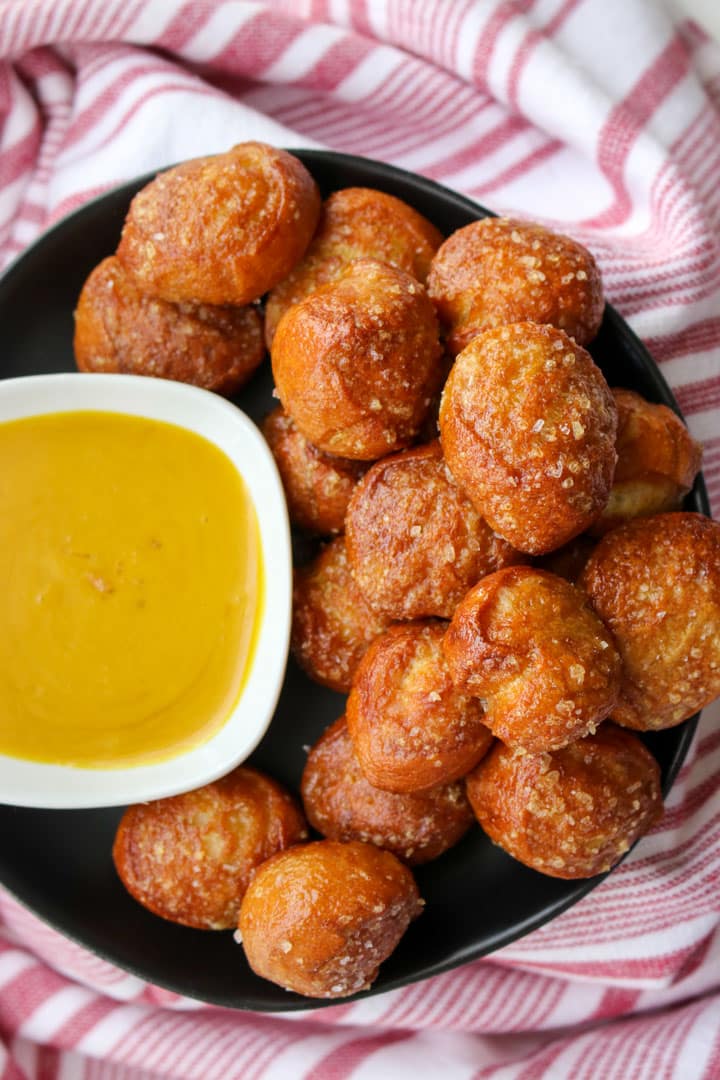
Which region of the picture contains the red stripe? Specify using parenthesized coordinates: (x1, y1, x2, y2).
(432, 114, 530, 179)
(590, 987, 641, 1020)
(446, 0, 476, 72)
(506, 25, 543, 110)
(56, 77, 218, 182)
(432, 964, 487, 1029)
(396, 968, 462, 1029)
(471, 1, 532, 88)
(60, 51, 200, 153)
(645, 316, 720, 362)
(14, 43, 72, 81)
(344, 0, 379, 40)
(299, 34, 375, 90)
(480, 969, 529, 1030)
(37, 1045, 60, 1080)
(703, 1003, 720, 1079)
(658, 997, 705, 1077)
(470, 137, 562, 196)
(690, 721, 716, 754)
(510, 1038, 570, 1080)
(545, 0, 583, 34)
(0, 121, 41, 189)
(585, 33, 692, 229)
(608, 1019, 656, 1080)
(517, 948, 700, 980)
(52, 996, 118, 1046)
(303, 1030, 414, 1080)
(0, 963, 66, 1027)
(153, 0, 218, 52)
(208, 10, 309, 78)
(246, 1025, 326, 1080)
(675, 379, 720, 416)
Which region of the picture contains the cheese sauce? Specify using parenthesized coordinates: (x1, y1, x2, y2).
(0, 410, 263, 768)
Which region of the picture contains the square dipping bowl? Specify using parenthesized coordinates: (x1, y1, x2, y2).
(0, 372, 292, 809)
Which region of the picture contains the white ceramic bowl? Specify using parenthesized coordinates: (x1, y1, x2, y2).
(0, 373, 292, 809)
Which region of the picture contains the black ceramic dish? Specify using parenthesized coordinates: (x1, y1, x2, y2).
(0, 150, 709, 1011)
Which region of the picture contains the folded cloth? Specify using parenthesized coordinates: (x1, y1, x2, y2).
(1, 1, 720, 1077)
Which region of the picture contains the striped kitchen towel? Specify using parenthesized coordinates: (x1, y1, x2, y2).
(1, 1, 720, 1077)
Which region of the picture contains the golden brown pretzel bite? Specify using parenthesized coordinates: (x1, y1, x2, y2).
(301, 716, 474, 864)
(345, 440, 523, 619)
(74, 256, 265, 394)
(112, 767, 308, 930)
(346, 621, 492, 793)
(238, 839, 422, 998)
(439, 323, 618, 554)
(117, 142, 321, 306)
(427, 216, 604, 355)
(581, 512, 720, 731)
(292, 537, 392, 693)
(443, 566, 622, 753)
(262, 407, 366, 535)
(265, 186, 443, 346)
(590, 388, 703, 534)
(466, 725, 663, 879)
(272, 259, 443, 460)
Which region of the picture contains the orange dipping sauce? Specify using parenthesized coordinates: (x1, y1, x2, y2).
(0, 410, 263, 768)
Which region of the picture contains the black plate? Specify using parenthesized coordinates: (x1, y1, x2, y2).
(0, 151, 709, 1011)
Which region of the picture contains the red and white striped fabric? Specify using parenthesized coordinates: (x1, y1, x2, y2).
(1, 0, 720, 1076)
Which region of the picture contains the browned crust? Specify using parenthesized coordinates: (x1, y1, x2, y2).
(237, 839, 422, 998)
(112, 767, 308, 930)
(271, 259, 443, 460)
(291, 537, 392, 693)
(465, 725, 663, 879)
(261, 407, 366, 535)
(589, 388, 703, 535)
(581, 512, 720, 730)
(116, 142, 321, 306)
(74, 256, 265, 394)
(345, 440, 523, 619)
(443, 566, 622, 753)
(301, 716, 474, 864)
(346, 621, 493, 793)
(427, 216, 604, 355)
(265, 186, 443, 346)
(439, 323, 618, 554)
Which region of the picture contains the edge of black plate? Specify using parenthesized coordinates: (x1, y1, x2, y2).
(0, 149, 709, 1011)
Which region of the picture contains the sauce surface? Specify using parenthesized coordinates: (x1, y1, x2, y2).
(0, 410, 263, 768)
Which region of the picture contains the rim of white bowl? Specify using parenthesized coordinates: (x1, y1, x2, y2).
(0, 373, 292, 809)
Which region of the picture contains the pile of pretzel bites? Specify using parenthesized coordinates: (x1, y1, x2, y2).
(75, 143, 717, 1000)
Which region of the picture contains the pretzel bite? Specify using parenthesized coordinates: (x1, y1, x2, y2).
(272, 259, 443, 460)
(346, 621, 492, 793)
(262, 407, 366, 535)
(292, 537, 392, 693)
(590, 388, 703, 535)
(345, 441, 522, 619)
(116, 142, 321, 306)
(301, 717, 474, 864)
(238, 839, 422, 998)
(112, 767, 308, 930)
(443, 567, 621, 753)
(427, 217, 604, 355)
(439, 323, 618, 554)
(73, 256, 265, 394)
(466, 725, 663, 878)
(581, 512, 720, 731)
(264, 186, 443, 346)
